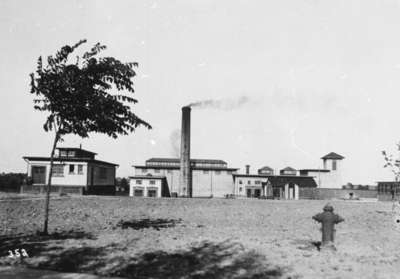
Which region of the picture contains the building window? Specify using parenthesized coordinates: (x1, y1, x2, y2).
(60, 151, 67, 157)
(149, 180, 156, 185)
(155, 169, 160, 173)
(141, 169, 147, 173)
(68, 151, 76, 157)
(332, 160, 337, 170)
(52, 165, 64, 177)
(136, 180, 142, 185)
(167, 170, 172, 174)
(203, 170, 209, 174)
(239, 180, 243, 184)
(248, 180, 251, 185)
(134, 189, 143, 197)
(215, 171, 221, 175)
(78, 165, 83, 174)
(148, 189, 157, 197)
(69, 164, 75, 174)
(255, 180, 261, 185)
(99, 167, 107, 179)
(239, 187, 242, 192)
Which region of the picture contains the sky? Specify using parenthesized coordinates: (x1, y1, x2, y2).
(1, 0, 400, 184)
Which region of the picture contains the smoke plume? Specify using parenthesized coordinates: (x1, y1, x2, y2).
(170, 129, 181, 158)
(188, 96, 250, 110)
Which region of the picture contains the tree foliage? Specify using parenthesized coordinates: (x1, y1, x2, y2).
(29, 40, 151, 234)
(382, 142, 400, 181)
(30, 39, 151, 139)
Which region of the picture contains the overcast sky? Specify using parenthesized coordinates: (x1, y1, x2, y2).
(2, 0, 400, 184)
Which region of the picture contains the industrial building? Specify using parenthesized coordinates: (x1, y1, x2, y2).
(130, 151, 345, 200)
(299, 152, 345, 189)
(233, 165, 317, 200)
(130, 158, 239, 198)
(129, 105, 349, 200)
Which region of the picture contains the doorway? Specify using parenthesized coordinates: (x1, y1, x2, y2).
(32, 166, 46, 184)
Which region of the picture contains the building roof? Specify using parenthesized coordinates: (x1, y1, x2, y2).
(56, 147, 97, 155)
(233, 174, 270, 178)
(233, 174, 317, 188)
(281, 166, 296, 172)
(133, 165, 239, 171)
(258, 166, 273, 171)
(267, 176, 318, 188)
(146, 158, 227, 164)
(23, 156, 118, 167)
(300, 169, 330, 173)
(321, 152, 345, 160)
(129, 175, 166, 179)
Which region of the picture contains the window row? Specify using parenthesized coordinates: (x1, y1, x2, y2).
(378, 184, 400, 193)
(135, 180, 156, 185)
(140, 169, 232, 175)
(132, 188, 158, 197)
(52, 164, 83, 177)
(238, 180, 262, 185)
(59, 150, 76, 158)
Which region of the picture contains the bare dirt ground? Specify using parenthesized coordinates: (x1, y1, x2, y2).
(1, 196, 399, 278)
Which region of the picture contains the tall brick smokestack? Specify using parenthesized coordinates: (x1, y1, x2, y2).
(180, 106, 192, 197)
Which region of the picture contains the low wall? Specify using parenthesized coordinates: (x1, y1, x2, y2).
(377, 193, 400, 201)
(299, 188, 377, 200)
(85, 185, 115, 195)
(21, 184, 116, 195)
(0, 186, 21, 193)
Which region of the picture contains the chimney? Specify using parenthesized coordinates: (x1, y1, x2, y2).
(245, 165, 250, 175)
(179, 106, 192, 197)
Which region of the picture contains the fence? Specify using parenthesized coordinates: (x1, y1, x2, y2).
(299, 188, 377, 200)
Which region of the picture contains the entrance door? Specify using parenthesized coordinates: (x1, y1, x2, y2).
(148, 189, 157, 197)
(273, 188, 281, 199)
(32, 166, 46, 184)
(254, 189, 261, 198)
(246, 189, 252, 198)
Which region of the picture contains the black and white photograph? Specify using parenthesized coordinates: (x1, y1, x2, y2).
(1, 1, 400, 278)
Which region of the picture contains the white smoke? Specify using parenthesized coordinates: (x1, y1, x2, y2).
(170, 129, 181, 158)
(188, 96, 250, 110)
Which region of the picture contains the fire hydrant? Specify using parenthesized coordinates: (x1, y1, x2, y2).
(312, 203, 344, 249)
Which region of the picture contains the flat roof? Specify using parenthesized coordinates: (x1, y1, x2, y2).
(133, 165, 239, 171)
(56, 147, 97, 155)
(129, 175, 166, 179)
(146, 158, 227, 164)
(23, 156, 118, 167)
(233, 174, 315, 178)
(300, 169, 330, 172)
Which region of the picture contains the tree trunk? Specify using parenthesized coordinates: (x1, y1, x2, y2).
(43, 132, 59, 235)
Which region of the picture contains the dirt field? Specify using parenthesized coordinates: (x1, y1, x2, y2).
(1, 196, 399, 278)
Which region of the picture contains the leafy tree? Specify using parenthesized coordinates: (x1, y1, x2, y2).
(382, 143, 400, 200)
(382, 143, 400, 182)
(120, 177, 129, 192)
(30, 39, 151, 234)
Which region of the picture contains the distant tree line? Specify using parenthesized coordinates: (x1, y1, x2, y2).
(116, 177, 129, 192)
(0, 173, 27, 192)
(342, 183, 376, 190)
